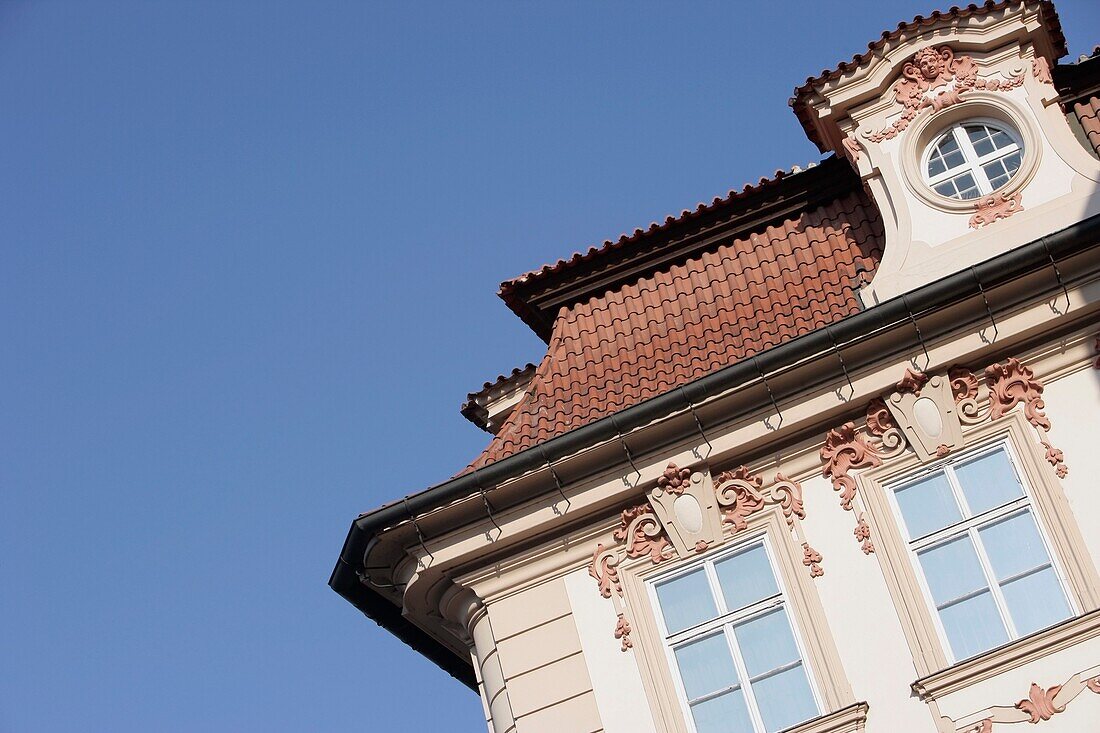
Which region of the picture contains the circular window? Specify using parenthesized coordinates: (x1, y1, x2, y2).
(922, 120, 1023, 200)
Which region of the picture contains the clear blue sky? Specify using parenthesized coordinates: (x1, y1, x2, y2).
(2, 2, 1097, 730)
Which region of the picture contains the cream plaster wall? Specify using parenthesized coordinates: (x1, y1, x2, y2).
(1041, 362, 1100, 568)
(797, 474, 935, 732)
(564, 567, 657, 733)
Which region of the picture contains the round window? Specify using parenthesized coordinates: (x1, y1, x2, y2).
(922, 120, 1023, 200)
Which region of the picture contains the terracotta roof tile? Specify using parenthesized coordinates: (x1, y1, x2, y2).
(462, 188, 884, 472)
(1074, 97, 1100, 156)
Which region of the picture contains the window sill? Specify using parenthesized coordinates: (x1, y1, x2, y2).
(781, 702, 869, 733)
(911, 608, 1100, 701)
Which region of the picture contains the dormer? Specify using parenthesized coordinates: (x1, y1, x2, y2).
(791, 1, 1100, 304)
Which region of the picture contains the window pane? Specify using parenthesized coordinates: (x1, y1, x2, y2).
(656, 568, 716, 634)
(895, 472, 961, 538)
(674, 633, 739, 700)
(733, 607, 800, 678)
(918, 535, 987, 606)
(714, 543, 778, 612)
(690, 689, 754, 733)
(1001, 567, 1071, 637)
(954, 448, 1022, 515)
(978, 510, 1050, 581)
(928, 156, 946, 177)
(939, 590, 1009, 660)
(955, 172, 979, 199)
(752, 664, 818, 733)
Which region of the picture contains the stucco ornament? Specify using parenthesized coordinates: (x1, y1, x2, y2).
(969, 192, 1024, 229)
(985, 357, 1067, 478)
(1031, 56, 1054, 85)
(854, 513, 874, 555)
(614, 503, 674, 564)
(949, 366, 988, 425)
(821, 423, 882, 511)
(886, 373, 965, 463)
(987, 358, 1050, 429)
(864, 46, 1025, 143)
(801, 542, 824, 577)
(589, 544, 623, 599)
(941, 667, 1100, 731)
(715, 466, 767, 532)
(614, 613, 633, 652)
(648, 463, 724, 556)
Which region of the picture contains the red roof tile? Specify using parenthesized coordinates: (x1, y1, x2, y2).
(1074, 97, 1100, 156)
(464, 188, 884, 472)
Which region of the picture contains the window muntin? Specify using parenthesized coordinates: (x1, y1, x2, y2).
(889, 443, 1072, 662)
(923, 121, 1023, 200)
(651, 540, 820, 733)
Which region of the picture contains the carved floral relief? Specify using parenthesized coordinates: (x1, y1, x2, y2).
(863, 46, 1025, 144)
(821, 423, 881, 511)
(945, 670, 1100, 731)
(969, 192, 1024, 229)
(801, 543, 824, 577)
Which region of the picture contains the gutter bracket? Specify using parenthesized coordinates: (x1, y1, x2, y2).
(1041, 236, 1071, 313)
(472, 469, 503, 542)
(970, 266, 998, 343)
(825, 325, 855, 401)
(753, 356, 783, 430)
(680, 386, 713, 460)
(902, 294, 931, 370)
(539, 444, 570, 515)
(611, 414, 642, 486)
(402, 496, 435, 568)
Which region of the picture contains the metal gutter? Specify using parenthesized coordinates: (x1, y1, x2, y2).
(329, 211, 1100, 690)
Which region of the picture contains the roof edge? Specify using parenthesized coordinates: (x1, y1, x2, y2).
(331, 211, 1100, 688)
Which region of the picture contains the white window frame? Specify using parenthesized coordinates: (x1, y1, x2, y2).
(921, 118, 1023, 199)
(884, 438, 1077, 664)
(646, 534, 824, 733)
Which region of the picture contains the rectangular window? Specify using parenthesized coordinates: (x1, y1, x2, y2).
(649, 539, 821, 733)
(888, 443, 1073, 662)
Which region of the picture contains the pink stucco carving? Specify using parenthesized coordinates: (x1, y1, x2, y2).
(1032, 56, 1053, 85)
(854, 513, 874, 555)
(866, 46, 1024, 143)
(614, 503, 673, 564)
(970, 192, 1024, 229)
(1016, 683, 1064, 723)
(986, 358, 1050, 430)
(948, 366, 980, 401)
(801, 542, 824, 578)
(896, 367, 929, 395)
(589, 544, 623, 598)
(715, 466, 767, 532)
(821, 423, 881, 511)
(772, 473, 806, 527)
(657, 462, 692, 495)
(614, 613, 633, 652)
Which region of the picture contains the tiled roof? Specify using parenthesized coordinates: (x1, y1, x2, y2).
(464, 188, 884, 471)
(460, 363, 537, 431)
(1074, 97, 1100, 156)
(790, 0, 1067, 150)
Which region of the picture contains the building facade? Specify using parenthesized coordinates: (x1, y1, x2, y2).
(331, 3, 1100, 731)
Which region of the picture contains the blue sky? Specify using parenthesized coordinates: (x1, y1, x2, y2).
(2, 2, 1097, 730)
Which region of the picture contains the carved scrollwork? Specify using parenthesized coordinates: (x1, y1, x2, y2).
(770, 473, 805, 527)
(866, 397, 907, 458)
(1016, 683, 1064, 723)
(821, 423, 882, 511)
(896, 367, 929, 395)
(1032, 56, 1053, 85)
(943, 669, 1100, 731)
(863, 46, 1025, 144)
(970, 192, 1024, 229)
(715, 466, 767, 532)
(589, 543, 622, 598)
(986, 358, 1050, 430)
(949, 366, 988, 425)
(614, 504, 674, 564)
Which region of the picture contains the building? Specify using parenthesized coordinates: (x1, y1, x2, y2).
(330, 2, 1100, 731)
